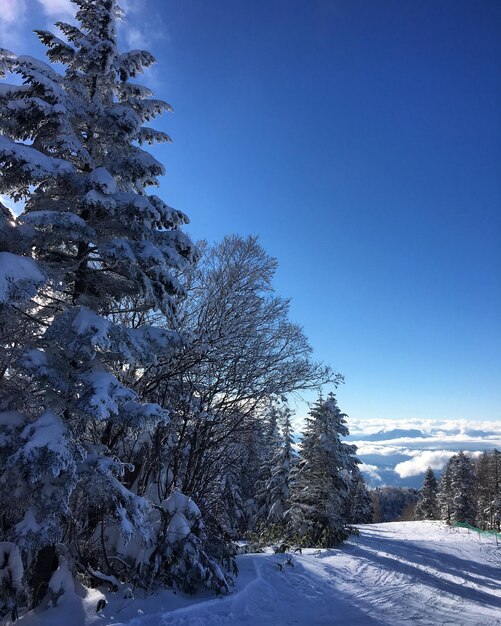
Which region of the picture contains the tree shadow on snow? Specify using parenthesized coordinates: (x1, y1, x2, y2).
(345, 543, 501, 610)
(352, 536, 501, 592)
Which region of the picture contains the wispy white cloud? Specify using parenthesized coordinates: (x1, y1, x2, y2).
(359, 463, 383, 483)
(350, 418, 501, 448)
(123, 26, 147, 49)
(349, 417, 501, 437)
(394, 450, 457, 478)
(0, 0, 24, 24)
(354, 443, 409, 457)
(355, 434, 501, 453)
(0, 0, 27, 49)
(118, 0, 169, 51)
(36, 0, 74, 19)
(394, 449, 483, 478)
(0, 0, 75, 51)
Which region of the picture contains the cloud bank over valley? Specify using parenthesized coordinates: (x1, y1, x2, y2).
(345, 418, 501, 488)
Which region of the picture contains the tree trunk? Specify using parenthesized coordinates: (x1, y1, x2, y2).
(31, 545, 58, 608)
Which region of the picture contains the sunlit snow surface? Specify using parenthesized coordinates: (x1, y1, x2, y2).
(16, 522, 501, 626)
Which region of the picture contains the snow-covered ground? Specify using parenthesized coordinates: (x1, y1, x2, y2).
(15, 521, 501, 626)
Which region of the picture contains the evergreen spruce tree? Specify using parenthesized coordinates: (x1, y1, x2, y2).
(415, 467, 439, 520)
(287, 393, 357, 547)
(255, 403, 296, 533)
(492, 450, 501, 531)
(475, 449, 501, 531)
(0, 0, 196, 605)
(449, 452, 477, 525)
(438, 453, 476, 526)
(438, 458, 454, 523)
(254, 402, 282, 522)
(346, 467, 374, 524)
(266, 405, 296, 524)
(475, 452, 492, 530)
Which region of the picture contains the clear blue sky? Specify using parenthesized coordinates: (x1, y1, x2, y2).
(6, 0, 501, 422)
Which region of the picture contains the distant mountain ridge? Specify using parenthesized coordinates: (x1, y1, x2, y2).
(349, 428, 426, 442)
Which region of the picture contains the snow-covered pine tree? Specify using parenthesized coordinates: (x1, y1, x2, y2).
(438, 453, 476, 526)
(0, 0, 196, 606)
(346, 467, 374, 524)
(253, 402, 282, 524)
(475, 452, 493, 530)
(438, 458, 454, 523)
(265, 404, 296, 525)
(287, 393, 358, 547)
(0, 199, 46, 436)
(255, 402, 296, 535)
(491, 449, 501, 531)
(0, 541, 25, 621)
(475, 449, 501, 531)
(449, 452, 477, 525)
(415, 466, 439, 520)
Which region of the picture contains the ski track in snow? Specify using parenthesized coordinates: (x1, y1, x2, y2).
(16, 521, 501, 626)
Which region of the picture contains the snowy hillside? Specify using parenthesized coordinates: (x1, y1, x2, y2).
(15, 521, 501, 626)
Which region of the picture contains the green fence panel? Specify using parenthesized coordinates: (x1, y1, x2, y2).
(454, 521, 501, 540)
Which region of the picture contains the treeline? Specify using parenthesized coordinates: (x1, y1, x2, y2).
(0, 0, 371, 618)
(415, 451, 501, 530)
(371, 487, 419, 523)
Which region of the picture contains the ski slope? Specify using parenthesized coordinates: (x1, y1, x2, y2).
(16, 521, 501, 626)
